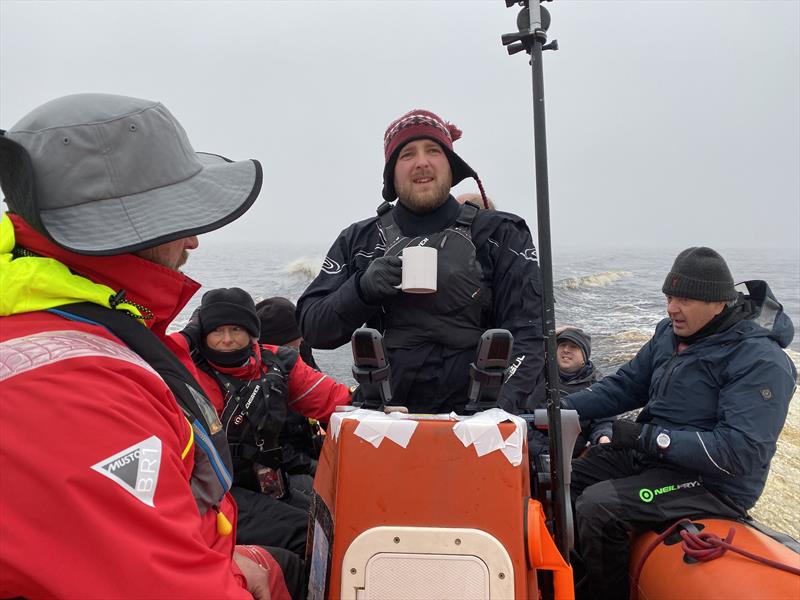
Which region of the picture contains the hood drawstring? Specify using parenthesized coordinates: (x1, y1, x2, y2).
(108, 289, 154, 322)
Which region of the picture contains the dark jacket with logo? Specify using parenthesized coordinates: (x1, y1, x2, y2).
(297, 196, 545, 414)
(567, 281, 796, 509)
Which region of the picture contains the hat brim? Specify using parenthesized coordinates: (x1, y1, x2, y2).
(38, 152, 262, 256)
(381, 137, 477, 202)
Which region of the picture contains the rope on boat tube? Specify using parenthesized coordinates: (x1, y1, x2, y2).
(630, 519, 800, 600)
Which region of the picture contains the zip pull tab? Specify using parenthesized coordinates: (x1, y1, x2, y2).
(439, 234, 448, 250)
(213, 504, 233, 536)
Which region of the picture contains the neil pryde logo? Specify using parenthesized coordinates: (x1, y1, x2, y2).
(91, 436, 162, 507)
(639, 480, 699, 503)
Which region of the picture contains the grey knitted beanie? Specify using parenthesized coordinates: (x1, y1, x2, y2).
(557, 327, 591, 362)
(662, 247, 737, 302)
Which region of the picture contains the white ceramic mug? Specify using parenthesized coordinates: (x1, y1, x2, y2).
(401, 246, 438, 293)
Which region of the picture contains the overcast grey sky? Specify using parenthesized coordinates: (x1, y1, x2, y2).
(2, 0, 798, 252)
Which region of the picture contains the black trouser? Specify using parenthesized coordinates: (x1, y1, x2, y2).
(287, 473, 314, 509)
(261, 545, 305, 600)
(231, 486, 309, 556)
(571, 445, 744, 600)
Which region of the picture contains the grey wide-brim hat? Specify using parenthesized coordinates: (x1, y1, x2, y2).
(0, 93, 261, 256)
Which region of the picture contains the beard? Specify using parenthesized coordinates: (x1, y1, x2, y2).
(395, 173, 452, 214)
(174, 250, 189, 271)
(135, 247, 189, 272)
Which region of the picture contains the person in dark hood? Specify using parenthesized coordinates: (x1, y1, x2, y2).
(297, 109, 545, 414)
(565, 247, 796, 600)
(257, 296, 319, 368)
(256, 296, 327, 475)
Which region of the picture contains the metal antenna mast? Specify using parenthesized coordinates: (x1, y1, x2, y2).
(501, 0, 569, 561)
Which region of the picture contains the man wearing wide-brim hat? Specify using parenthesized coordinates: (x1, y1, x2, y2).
(0, 93, 287, 599)
(297, 108, 546, 414)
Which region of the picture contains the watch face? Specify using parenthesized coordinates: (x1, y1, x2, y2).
(656, 432, 671, 449)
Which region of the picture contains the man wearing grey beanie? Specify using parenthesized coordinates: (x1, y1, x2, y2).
(564, 247, 796, 600)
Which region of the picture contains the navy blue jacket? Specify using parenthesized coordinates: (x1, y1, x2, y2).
(297, 197, 545, 414)
(567, 281, 796, 509)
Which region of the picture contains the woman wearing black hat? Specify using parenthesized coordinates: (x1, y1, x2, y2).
(172, 288, 351, 563)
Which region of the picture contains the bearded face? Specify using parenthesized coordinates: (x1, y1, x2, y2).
(135, 236, 197, 271)
(393, 139, 453, 214)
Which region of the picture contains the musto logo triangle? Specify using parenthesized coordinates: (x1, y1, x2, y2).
(91, 436, 162, 507)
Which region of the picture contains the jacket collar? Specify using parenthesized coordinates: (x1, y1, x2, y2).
(7, 213, 200, 337)
(394, 195, 460, 236)
(559, 361, 597, 385)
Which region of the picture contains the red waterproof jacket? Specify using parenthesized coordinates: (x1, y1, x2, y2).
(0, 215, 252, 599)
(170, 336, 352, 419)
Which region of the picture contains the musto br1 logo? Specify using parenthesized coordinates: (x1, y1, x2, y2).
(639, 480, 699, 503)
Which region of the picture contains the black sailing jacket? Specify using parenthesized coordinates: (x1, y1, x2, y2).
(297, 196, 545, 414)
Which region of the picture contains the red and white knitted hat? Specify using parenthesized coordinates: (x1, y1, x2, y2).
(381, 109, 487, 207)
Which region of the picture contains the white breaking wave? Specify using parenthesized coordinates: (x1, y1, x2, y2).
(600, 328, 653, 366)
(610, 329, 653, 345)
(561, 271, 632, 289)
(285, 257, 322, 280)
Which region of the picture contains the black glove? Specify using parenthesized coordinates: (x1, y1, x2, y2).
(612, 420, 661, 455)
(180, 305, 203, 350)
(359, 256, 402, 304)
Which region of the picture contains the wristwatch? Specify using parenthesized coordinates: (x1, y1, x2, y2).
(656, 431, 671, 451)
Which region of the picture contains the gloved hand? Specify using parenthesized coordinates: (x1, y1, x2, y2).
(180, 305, 203, 350)
(611, 419, 662, 454)
(359, 256, 402, 304)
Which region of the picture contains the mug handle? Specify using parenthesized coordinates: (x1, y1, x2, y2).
(394, 255, 404, 289)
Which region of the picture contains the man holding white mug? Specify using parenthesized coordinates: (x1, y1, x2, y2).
(298, 109, 545, 414)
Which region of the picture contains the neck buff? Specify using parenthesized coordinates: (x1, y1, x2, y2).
(201, 342, 254, 368)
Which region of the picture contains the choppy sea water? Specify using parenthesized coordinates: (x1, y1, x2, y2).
(176, 243, 800, 538)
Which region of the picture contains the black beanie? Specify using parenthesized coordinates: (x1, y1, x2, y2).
(662, 247, 737, 302)
(198, 287, 260, 338)
(557, 327, 591, 362)
(255, 297, 302, 346)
